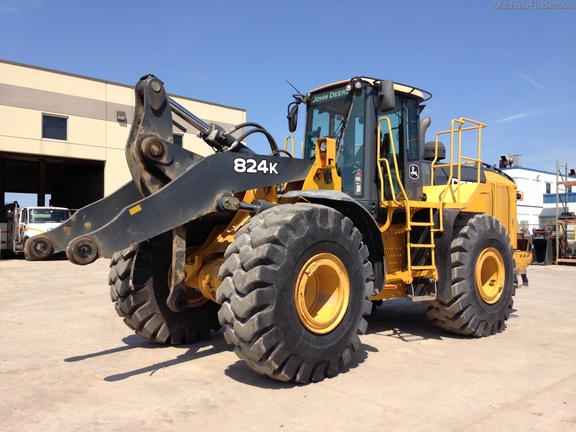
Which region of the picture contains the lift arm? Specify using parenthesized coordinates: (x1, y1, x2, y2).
(27, 75, 313, 264)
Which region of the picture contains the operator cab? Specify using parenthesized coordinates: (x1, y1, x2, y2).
(290, 77, 432, 218)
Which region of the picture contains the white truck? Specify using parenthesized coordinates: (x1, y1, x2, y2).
(1, 202, 71, 260)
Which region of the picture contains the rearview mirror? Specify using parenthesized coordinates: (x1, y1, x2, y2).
(378, 80, 396, 112)
(287, 103, 299, 132)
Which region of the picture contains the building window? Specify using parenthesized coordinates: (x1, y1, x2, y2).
(545, 182, 551, 194)
(42, 114, 67, 140)
(173, 134, 183, 147)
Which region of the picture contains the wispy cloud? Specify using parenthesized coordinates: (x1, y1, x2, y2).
(513, 70, 545, 89)
(494, 113, 529, 124)
(0, 0, 42, 14)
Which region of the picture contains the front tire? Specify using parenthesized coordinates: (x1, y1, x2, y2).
(424, 214, 516, 337)
(217, 203, 373, 383)
(108, 233, 221, 344)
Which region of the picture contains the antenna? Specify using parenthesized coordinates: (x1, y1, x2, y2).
(286, 80, 302, 95)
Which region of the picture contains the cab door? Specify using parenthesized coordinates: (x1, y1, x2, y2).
(378, 95, 422, 202)
(402, 97, 423, 201)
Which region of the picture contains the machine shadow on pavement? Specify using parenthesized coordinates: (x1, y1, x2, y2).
(64, 330, 231, 382)
(367, 298, 454, 342)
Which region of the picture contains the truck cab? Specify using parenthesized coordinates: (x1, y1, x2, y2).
(1, 203, 71, 259)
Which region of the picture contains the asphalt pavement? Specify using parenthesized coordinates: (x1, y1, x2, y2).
(1, 256, 575, 431)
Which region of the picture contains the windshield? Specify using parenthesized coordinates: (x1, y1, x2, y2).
(29, 208, 70, 223)
(304, 84, 366, 196)
(305, 85, 354, 156)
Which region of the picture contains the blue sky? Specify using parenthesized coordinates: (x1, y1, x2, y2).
(1, 0, 575, 179)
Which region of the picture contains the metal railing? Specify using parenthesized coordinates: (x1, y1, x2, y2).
(431, 118, 486, 203)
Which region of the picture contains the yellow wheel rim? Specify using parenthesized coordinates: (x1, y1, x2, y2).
(475, 247, 505, 304)
(295, 253, 350, 334)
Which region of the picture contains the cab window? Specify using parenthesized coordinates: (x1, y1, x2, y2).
(405, 98, 419, 161)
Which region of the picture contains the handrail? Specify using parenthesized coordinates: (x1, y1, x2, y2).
(284, 135, 295, 157)
(431, 117, 486, 202)
(376, 117, 410, 206)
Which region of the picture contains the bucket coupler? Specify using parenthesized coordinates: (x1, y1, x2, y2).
(29, 75, 313, 269)
(22, 181, 143, 260)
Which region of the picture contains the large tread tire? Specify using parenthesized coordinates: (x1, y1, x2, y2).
(108, 233, 221, 344)
(423, 214, 516, 337)
(217, 203, 373, 383)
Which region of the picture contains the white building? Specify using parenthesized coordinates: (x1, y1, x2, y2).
(501, 157, 576, 237)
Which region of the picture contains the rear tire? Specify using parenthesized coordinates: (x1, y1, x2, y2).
(108, 233, 221, 344)
(217, 203, 373, 383)
(424, 214, 516, 337)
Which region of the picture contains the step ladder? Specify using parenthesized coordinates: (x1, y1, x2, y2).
(405, 205, 440, 301)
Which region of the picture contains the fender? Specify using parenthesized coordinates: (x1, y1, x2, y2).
(281, 189, 385, 295)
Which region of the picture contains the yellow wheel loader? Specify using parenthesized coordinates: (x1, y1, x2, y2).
(33, 75, 531, 383)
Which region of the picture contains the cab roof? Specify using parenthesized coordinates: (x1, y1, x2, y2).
(308, 77, 431, 102)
